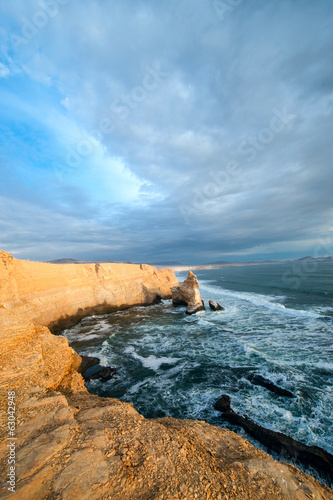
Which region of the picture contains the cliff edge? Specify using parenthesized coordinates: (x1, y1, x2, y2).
(0, 251, 178, 332)
(0, 253, 332, 499)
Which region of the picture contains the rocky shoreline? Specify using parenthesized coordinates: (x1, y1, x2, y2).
(1, 252, 332, 499)
(214, 395, 333, 485)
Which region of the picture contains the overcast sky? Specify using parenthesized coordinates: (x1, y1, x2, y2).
(0, 0, 332, 264)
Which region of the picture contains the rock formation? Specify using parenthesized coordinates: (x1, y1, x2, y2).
(78, 356, 117, 382)
(0, 251, 178, 333)
(0, 253, 332, 499)
(171, 271, 205, 315)
(246, 373, 295, 398)
(209, 300, 225, 311)
(214, 395, 333, 485)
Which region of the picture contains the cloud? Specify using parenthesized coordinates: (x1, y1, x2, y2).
(0, 62, 10, 78)
(0, 0, 332, 262)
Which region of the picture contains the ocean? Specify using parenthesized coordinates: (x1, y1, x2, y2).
(62, 262, 333, 478)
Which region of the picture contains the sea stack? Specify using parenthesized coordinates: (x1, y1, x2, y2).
(1, 254, 332, 499)
(209, 300, 224, 311)
(171, 271, 205, 314)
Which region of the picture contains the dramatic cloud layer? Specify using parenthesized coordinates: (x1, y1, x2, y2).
(0, 0, 332, 263)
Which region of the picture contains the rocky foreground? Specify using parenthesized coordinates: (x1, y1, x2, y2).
(0, 252, 332, 499)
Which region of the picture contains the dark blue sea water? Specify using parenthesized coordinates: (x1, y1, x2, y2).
(62, 262, 333, 469)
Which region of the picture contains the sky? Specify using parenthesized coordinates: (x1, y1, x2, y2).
(0, 0, 332, 264)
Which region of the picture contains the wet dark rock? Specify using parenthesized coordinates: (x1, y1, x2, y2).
(209, 300, 225, 311)
(152, 294, 162, 304)
(214, 394, 333, 483)
(78, 355, 100, 373)
(172, 299, 188, 307)
(247, 373, 295, 398)
(214, 394, 231, 413)
(82, 363, 117, 382)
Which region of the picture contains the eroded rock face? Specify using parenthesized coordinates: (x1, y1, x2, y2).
(0, 308, 332, 499)
(0, 252, 178, 333)
(171, 271, 205, 315)
(0, 256, 332, 499)
(214, 394, 333, 485)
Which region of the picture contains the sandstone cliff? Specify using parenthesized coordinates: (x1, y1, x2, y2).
(0, 251, 178, 332)
(0, 253, 332, 499)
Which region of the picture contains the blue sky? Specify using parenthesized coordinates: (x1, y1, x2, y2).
(0, 0, 332, 263)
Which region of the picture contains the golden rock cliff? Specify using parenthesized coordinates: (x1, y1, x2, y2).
(0, 251, 178, 332)
(0, 253, 332, 499)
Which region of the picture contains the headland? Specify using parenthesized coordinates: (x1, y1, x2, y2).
(0, 251, 332, 499)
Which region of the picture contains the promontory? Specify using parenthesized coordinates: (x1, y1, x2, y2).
(0, 251, 332, 499)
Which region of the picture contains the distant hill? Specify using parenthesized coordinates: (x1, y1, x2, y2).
(293, 256, 333, 262)
(294, 256, 317, 262)
(150, 261, 183, 266)
(48, 258, 79, 264)
(206, 261, 229, 265)
(46, 256, 333, 267)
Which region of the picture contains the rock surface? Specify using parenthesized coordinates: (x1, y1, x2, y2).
(0, 251, 178, 333)
(246, 373, 295, 398)
(214, 394, 333, 485)
(82, 364, 117, 382)
(78, 355, 101, 373)
(209, 300, 225, 311)
(0, 254, 332, 499)
(171, 271, 205, 315)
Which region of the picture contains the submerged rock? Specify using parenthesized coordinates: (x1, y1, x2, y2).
(78, 355, 100, 373)
(78, 355, 117, 382)
(81, 362, 117, 382)
(209, 300, 225, 311)
(246, 373, 295, 398)
(214, 394, 333, 484)
(214, 394, 231, 413)
(1, 287, 333, 498)
(171, 272, 205, 315)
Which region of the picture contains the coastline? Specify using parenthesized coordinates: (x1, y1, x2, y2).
(169, 262, 285, 272)
(0, 251, 332, 499)
(0, 251, 178, 333)
(165, 260, 333, 272)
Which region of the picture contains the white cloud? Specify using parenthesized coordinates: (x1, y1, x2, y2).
(0, 62, 10, 78)
(0, 0, 332, 261)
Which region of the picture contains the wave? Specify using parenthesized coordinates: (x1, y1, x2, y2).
(199, 282, 321, 319)
(124, 346, 183, 371)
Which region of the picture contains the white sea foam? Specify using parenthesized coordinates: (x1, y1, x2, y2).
(63, 268, 333, 461)
(199, 283, 321, 319)
(61, 331, 102, 342)
(127, 379, 150, 394)
(124, 346, 182, 371)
